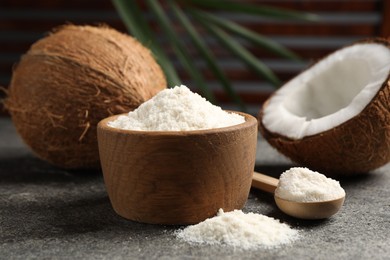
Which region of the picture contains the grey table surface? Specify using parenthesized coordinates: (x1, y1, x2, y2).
(1, 117, 390, 260)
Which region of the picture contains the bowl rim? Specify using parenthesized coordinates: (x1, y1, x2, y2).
(98, 110, 257, 136)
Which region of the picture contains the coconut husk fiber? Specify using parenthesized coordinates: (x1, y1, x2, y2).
(5, 25, 166, 169)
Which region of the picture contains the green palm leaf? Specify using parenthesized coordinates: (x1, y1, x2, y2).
(112, 0, 314, 108)
(146, 0, 215, 102)
(169, 1, 246, 110)
(197, 20, 281, 86)
(112, 0, 181, 86)
(191, 9, 301, 61)
(189, 0, 319, 21)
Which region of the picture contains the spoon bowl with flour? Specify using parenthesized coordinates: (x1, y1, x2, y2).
(252, 167, 346, 219)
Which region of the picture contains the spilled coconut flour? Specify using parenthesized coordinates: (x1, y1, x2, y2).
(176, 209, 298, 250)
(275, 167, 345, 202)
(108, 85, 245, 131)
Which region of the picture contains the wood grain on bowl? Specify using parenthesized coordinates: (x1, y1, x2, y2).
(97, 112, 258, 225)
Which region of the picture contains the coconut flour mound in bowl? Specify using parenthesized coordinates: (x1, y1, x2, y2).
(108, 85, 245, 131)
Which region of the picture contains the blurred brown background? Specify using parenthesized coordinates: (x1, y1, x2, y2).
(1, 0, 389, 115)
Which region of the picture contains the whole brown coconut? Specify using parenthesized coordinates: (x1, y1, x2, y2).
(5, 25, 166, 169)
(258, 38, 390, 176)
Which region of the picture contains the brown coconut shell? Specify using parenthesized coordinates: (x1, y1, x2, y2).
(5, 25, 166, 169)
(258, 38, 390, 176)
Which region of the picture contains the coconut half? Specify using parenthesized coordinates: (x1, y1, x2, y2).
(259, 39, 390, 175)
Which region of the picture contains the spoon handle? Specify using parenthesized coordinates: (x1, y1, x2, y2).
(252, 171, 279, 194)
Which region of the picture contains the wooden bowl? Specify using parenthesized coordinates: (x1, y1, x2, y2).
(97, 111, 258, 225)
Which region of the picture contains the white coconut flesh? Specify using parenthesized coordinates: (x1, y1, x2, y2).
(262, 43, 390, 140)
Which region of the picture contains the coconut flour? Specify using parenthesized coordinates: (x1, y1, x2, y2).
(275, 167, 345, 202)
(176, 209, 298, 250)
(108, 85, 245, 131)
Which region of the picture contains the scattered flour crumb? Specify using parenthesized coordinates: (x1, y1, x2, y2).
(275, 167, 346, 202)
(108, 85, 245, 131)
(176, 209, 298, 250)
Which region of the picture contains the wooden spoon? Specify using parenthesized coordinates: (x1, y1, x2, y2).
(252, 171, 345, 219)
